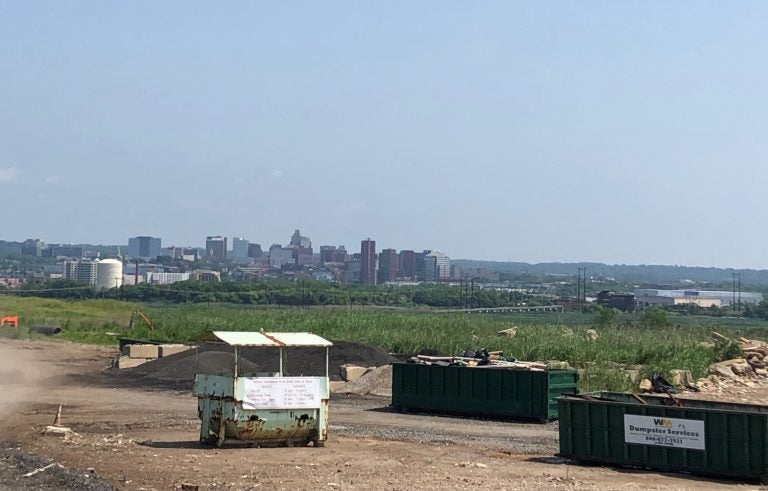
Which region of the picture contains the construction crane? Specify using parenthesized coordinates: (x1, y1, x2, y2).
(128, 311, 154, 332)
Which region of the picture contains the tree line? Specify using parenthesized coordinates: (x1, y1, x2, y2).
(2, 279, 543, 309)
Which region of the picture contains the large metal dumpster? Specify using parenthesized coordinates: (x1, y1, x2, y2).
(391, 362, 578, 421)
(194, 331, 332, 447)
(558, 392, 768, 482)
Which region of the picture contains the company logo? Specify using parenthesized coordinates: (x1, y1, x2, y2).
(653, 418, 672, 427)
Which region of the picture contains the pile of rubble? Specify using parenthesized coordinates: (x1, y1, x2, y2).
(697, 332, 768, 390)
(335, 365, 393, 397)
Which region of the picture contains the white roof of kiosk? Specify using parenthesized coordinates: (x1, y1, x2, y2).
(209, 331, 333, 348)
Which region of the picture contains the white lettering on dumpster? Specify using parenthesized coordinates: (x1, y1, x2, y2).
(242, 377, 323, 409)
(624, 414, 705, 450)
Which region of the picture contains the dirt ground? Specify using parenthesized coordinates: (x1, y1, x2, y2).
(0, 339, 765, 491)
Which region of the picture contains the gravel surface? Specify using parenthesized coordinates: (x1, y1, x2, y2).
(0, 444, 115, 491)
(330, 395, 560, 454)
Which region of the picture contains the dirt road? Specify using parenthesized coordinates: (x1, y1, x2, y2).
(0, 339, 762, 490)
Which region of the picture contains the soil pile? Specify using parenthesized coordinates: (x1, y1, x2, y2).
(146, 352, 261, 382)
(114, 340, 396, 390)
(335, 365, 393, 397)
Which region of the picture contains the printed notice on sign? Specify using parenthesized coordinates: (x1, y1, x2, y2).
(624, 414, 705, 450)
(242, 377, 323, 410)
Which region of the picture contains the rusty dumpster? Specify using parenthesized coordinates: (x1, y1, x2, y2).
(194, 331, 332, 447)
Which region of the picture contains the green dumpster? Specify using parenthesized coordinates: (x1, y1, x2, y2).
(558, 392, 768, 482)
(391, 362, 578, 422)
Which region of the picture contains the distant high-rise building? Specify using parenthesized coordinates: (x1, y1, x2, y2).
(423, 253, 437, 282)
(332, 247, 347, 263)
(205, 236, 227, 260)
(164, 245, 198, 261)
(63, 259, 99, 286)
(320, 245, 347, 264)
(63, 260, 79, 281)
(344, 258, 361, 284)
(360, 238, 376, 285)
(182, 248, 200, 261)
(128, 236, 162, 259)
(290, 229, 311, 249)
(320, 246, 338, 264)
(45, 244, 84, 258)
(247, 243, 263, 258)
(268, 244, 295, 268)
(415, 250, 431, 281)
(232, 237, 250, 260)
(21, 239, 45, 257)
(378, 249, 398, 283)
(425, 251, 451, 281)
(398, 250, 416, 280)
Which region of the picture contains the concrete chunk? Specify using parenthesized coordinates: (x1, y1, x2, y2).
(638, 379, 652, 392)
(159, 344, 192, 357)
(670, 369, 693, 386)
(127, 344, 159, 359)
(117, 355, 151, 369)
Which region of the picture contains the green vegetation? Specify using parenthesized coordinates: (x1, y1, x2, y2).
(3, 296, 768, 391)
(594, 306, 619, 328)
(640, 308, 671, 328)
(3, 279, 543, 309)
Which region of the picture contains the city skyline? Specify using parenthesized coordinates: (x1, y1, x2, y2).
(9, 228, 768, 273)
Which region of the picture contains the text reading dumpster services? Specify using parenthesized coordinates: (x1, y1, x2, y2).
(624, 414, 705, 450)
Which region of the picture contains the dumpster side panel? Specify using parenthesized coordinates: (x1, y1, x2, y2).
(547, 370, 579, 420)
(227, 407, 321, 442)
(558, 396, 768, 481)
(391, 363, 576, 421)
(194, 374, 234, 398)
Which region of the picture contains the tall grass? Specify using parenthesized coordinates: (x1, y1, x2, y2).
(4, 297, 768, 389)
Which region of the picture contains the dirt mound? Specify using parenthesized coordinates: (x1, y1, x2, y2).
(335, 365, 393, 397)
(146, 352, 261, 382)
(114, 340, 396, 390)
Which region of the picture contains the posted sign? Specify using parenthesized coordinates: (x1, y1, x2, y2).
(242, 377, 323, 410)
(624, 414, 705, 450)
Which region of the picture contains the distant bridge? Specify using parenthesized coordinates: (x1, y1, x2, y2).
(438, 305, 564, 314)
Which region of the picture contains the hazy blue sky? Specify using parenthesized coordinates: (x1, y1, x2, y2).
(2, 2, 767, 268)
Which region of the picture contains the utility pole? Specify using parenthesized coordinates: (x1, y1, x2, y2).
(583, 268, 587, 304)
(738, 272, 742, 310)
(470, 279, 475, 309)
(732, 272, 737, 311)
(576, 268, 581, 304)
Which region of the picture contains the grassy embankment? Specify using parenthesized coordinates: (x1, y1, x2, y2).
(2, 296, 767, 391)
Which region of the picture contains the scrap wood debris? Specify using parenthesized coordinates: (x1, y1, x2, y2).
(408, 349, 548, 371)
(23, 462, 65, 478)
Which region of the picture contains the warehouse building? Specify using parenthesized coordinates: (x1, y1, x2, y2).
(634, 289, 763, 308)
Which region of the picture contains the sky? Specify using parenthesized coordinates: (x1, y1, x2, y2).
(2, 2, 768, 268)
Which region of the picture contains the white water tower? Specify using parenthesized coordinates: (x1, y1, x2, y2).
(96, 258, 123, 290)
